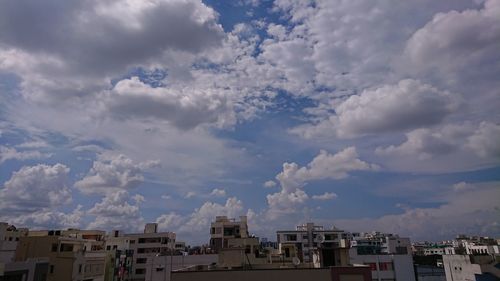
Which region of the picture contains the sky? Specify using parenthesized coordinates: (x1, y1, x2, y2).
(0, 0, 499, 245)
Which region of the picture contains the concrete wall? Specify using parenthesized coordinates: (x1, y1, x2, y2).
(172, 268, 332, 281)
(145, 254, 218, 281)
(443, 255, 481, 281)
(172, 267, 370, 281)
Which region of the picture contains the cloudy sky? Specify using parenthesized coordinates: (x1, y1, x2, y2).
(1, 0, 499, 244)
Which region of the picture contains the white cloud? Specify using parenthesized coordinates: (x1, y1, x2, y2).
(0, 0, 224, 103)
(3, 205, 84, 230)
(180, 197, 244, 233)
(333, 182, 500, 240)
(312, 192, 337, 200)
(161, 194, 171, 200)
(0, 163, 71, 214)
(0, 145, 51, 163)
(156, 212, 183, 231)
(263, 180, 277, 188)
(292, 79, 461, 139)
(375, 121, 500, 172)
(210, 188, 226, 197)
(74, 153, 159, 195)
(87, 190, 144, 231)
(185, 191, 196, 199)
(105, 77, 235, 130)
(466, 121, 500, 159)
(401, 0, 500, 99)
(266, 147, 377, 220)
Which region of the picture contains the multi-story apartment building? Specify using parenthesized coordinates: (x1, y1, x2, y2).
(105, 223, 175, 281)
(15, 231, 107, 281)
(276, 223, 350, 267)
(349, 232, 415, 281)
(0, 222, 28, 264)
(209, 216, 249, 253)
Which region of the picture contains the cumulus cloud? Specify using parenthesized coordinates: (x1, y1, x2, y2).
(0, 164, 71, 214)
(106, 77, 235, 129)
(74, 153, 159, 195)
(0, 145, 51, 163)
(312, 192, 337, 200)
(180, 197, 244, 233)
(209, 188, 227, 197)
(156, 212, 183, 231)
(263, 180, 277, 188)
(375, 121, 500, 171)
(3, 206, 84, 230)
(266, 147, 377, 219)
(401, 0, 500, 97)
(0, 0, 224, 102)
(334, 182, 500, 240)
(292, 80, 461, 139)
(87, 190, 144, 231)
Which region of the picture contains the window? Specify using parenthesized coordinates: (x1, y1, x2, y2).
(379, 262, 393, 271)
(135, 269, 145, 274)
(113, 245, 117, 250)
(211, 227, 215, 234)
(285, 234, 297, 241)
(366, 263, 377, 271)
(285, 248, 290, 258)
(137, 258, 147, 264)
(79, 264, 82, 273)
(106, 245, 111, 251)
(51, 243, 58, 252)
(130, 240, 135, 244)
(49, 265, 54, 274)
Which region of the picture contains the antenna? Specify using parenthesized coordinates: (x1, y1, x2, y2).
(292, 257, 301, 267)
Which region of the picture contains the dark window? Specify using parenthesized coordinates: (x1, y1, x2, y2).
(136, 258, 147, 264)
(79, 264, 82, 273)
(51, 244, 58, 252)
(113, 245, 117, 250)
(135, 268, 145, 274)
(130, 240, 135, 244)
(106, 245, 111, 251)
(49, 265, 54, 274)
(285, 234, 297, 241)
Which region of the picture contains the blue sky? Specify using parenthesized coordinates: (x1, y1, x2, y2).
(0, 0, 499, 244)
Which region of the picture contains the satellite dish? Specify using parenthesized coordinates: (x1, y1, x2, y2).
(292, 257, 301, 266)
(317, 234, 325, 243)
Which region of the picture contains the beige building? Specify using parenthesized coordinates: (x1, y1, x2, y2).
(209, 216, 249, 253)
(15, 231, 107, 281)
(0, 222, 28, 264)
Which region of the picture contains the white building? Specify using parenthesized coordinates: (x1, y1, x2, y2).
(277, 223, 350, 267)
(349, 232, 416, 281)
(443, 254, 500, 281)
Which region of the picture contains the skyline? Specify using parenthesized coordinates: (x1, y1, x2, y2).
(0, 0, 499, 244)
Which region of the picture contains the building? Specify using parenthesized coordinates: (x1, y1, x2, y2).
(349, 232, 416, 281)
(0, 258, 49, 281)
(209, 216, 249, 253)
(0, 223, 28, 264)
(277, 223, 350, 267)
(106, 223, 175, 281)
(171, 266, 372, 281)
(443, 254, 500, 281)
(14, 231, 107, 281)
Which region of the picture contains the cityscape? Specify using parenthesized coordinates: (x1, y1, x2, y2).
(1, 0, 500, 281)
(1, 217, 499, 280)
